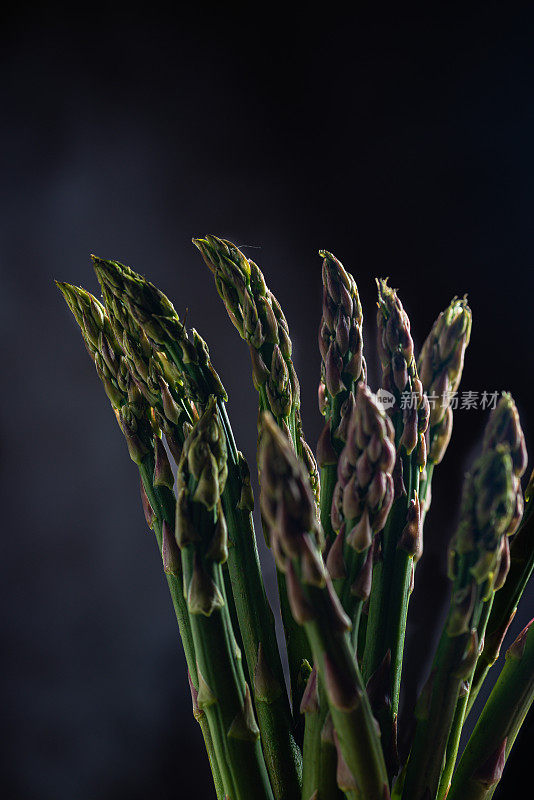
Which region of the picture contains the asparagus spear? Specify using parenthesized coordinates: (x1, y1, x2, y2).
(259, 413, 389, 800)
(362, 279, 429, 771)
(317, 250, 366, 550)
(447, 618, 534, 800)
(468, 433, 532, 713)
(329, 382, 396, 652)
(436, 393, 527, 799)
(93, 257, 302, 799)
(193, 235, 314, 714)
(302, 249, 367, 800)
(300, 666, 346, 800)
(57, 282, 224, 796)
(193, 236, 301, 445)
(325, 383, 396, 794)
(313, 251, 371, 799)
(418, 297, 472, 520)
(307, 247, 367, 800)
(175, 397, 274, 800)
(402, 436, 520, 800)
(193, 235, 320, 506)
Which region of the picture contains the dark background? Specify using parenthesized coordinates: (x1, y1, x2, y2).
(2, 4, 533, 798)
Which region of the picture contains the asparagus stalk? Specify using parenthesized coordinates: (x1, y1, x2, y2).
(418, 297, 472, 521)
(300, 663, 321, 800)
(175, 397, 274, 800)
(306, 249, 368, 800)
(434, 597, 494, 800)
(436, 394, 527, 799)
(468, 450, 531, 714)
(447, 618, 534, 800)
(317, 250, 366, 550)
(188, 672, 226, 799)
(193, 235, 314, 714)
(317, 278, 387, 790)
(329, 382, 396, 652)
(259, 414, 389, 800)
(332, 722, 364, 800)
(300, 666, 346, 800)
(93, 257, 301, 799)
(57, 283, 225, 795)
(362, 280, 429, 770)
(402, 435, 520, 800)
(193, 236, 302, 447)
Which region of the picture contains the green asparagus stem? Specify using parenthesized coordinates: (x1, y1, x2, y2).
(447, 618, 534, 800)
(436, 393, 527, 799)
(314, 257, 369, 795)
(469, 464, 532, 714)
(300, 666, 345, 800)
(193, 235, 314, 717)
(188, 672, 226, 799)
(331, 720, 364, 800)
(175, 398, 274, 800)
(260, 414, 389, 800)
(317, 250, 366, 550)
(323, 379, 393, 800)
(57, 282, 224, 795)
(402, 435, 520, 800)
(144, 465, 226, 800)
(435, 596, 494, 800)
(362, 279, 429, 772)
(300, 249, 366, 797)
(329, 383, 396, 652)
(418, 297, 472, 521)
(300, 663, 321, 800)
(93, 257, 301, 799)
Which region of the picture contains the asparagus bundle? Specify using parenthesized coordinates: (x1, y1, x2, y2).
(92, 256, 301, 799)
(57, 236, 534, 800)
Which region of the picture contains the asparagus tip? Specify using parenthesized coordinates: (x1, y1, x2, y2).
(300, 665, 319, 714)
(253, 642, 283, 703)
(473, 738, 507, 787)
(227, 683, 260, 742)
(506, 617, 534, 661)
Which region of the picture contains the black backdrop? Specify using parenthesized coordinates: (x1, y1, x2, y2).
(2, 5, 533, 798)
